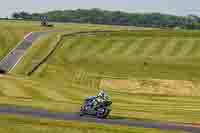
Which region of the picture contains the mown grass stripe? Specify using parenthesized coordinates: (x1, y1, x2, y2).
(123, 38, 144, 56)
(134, 37, 153, 56)
(80, 37, 108, 58)
(0, 86, 28, 98)
(79, 38, 99, 53)
(62, 37, 78, 50)
(114, 38, 137, 55)
(68, 39, 88, 53)
(55, 38, 85, 63)
(83, 36, 117, 56)
(17, 81, 49, 100)
(64, 37, 83, 52)
(187, 39, 200, 56)
(103, 39, 127, 56)
(0, 90, 5, 96)
(99, 38, 119, 56)
(161, 38, 178, 56)
(169, 39, 187, 56)
(80, 71, 87, 81)
(177, 39, 195, 56)
(142, 38, 164, 56)
(0, 78, 28, 98)
(95, 38, 116, 55)
(31, 84, 68, 101)
(66, 37, 96, 61)
(149, 38, 169, 56)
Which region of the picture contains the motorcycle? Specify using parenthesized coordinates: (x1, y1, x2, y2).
(80, 96, 112, 119)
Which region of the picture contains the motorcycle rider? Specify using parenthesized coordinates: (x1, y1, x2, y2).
(80, 90, 112, 118)
(90, 90, 110, 110)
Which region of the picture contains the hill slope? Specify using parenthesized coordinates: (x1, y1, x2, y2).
(7, 29, 200, 124)
(13, 30, 200, 96)
(2, 20, 199, 132)
(14, 30, 200, 81)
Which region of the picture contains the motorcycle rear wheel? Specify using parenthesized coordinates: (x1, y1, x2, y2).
(96, 107, 109, 119)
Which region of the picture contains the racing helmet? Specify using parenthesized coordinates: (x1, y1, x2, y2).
(97, 90, 109, 100)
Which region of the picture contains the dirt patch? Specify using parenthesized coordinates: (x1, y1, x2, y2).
(100, 79, 200, 96)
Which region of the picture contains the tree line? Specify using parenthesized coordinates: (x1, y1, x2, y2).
(12, 9, 200, 29)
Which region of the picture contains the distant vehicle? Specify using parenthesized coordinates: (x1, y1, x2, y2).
(40, 16, 54, 27)
(80, 90, 112, 119)
(0, 69, 6, 74)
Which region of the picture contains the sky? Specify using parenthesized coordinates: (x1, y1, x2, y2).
(1, 0, 200, 17)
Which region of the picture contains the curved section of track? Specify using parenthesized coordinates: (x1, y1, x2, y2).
(0, 32, 46, 73)
(0, 105, 199, 133)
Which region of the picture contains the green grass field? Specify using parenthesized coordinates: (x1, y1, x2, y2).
(1, 21, 200, 132)
(5, 29, 200, 124)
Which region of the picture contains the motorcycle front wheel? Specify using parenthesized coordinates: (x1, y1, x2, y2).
(80, 103, 91, 117)
(96, 107, 109, 119)
(79, 106, 85, 116)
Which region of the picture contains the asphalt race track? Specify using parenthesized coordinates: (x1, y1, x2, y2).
(0, 32, 46, 73)
(0, 105, 199, 133)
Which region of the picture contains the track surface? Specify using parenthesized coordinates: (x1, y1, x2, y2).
(0, 32, 46, 72)
(0, 105, 199, 133)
